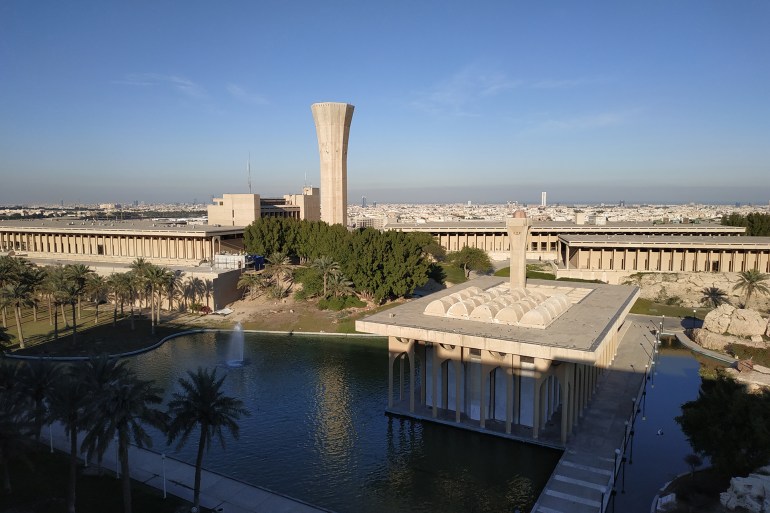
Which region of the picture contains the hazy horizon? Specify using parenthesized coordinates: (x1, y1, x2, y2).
(2, 1, 768, 205)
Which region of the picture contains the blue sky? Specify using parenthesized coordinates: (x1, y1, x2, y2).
(1, 1, 769, 205)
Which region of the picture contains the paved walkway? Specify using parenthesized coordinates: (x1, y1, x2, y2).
(47, 422, 331, 513)
(531, 322, 657, 513)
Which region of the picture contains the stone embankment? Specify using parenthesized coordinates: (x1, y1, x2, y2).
(628, 272, 770, 311)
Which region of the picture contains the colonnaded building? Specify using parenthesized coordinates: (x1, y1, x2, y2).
(0, 218, 246, 309)
(386, 219, 770, 283)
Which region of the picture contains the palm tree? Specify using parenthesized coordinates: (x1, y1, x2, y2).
(733, 269, 770, 308)
(312, 256, 341, 298)
(145, 265, 171, 333)
(0, 281, 35, 349)
(0, 361, 34, 494)
(48, 370, 89, 513)
(0, 255, 21, 328)
(203, 278, 214, 310)
(79, 355, 130, 473)
(328, 272, 355, 298)
(64, 263, 93, 320)
(266, 252, 293, 298)
(86, 274, 109, 325)
(82, 364, 166, 513)
(186, 276, 205, 306)
(17, 359, 62, 443)
(166, 367, 249, 511)
(43, 266, 68, 340)
(237, 272, 263, 300)
(25, 266, 47, 323)
(166, 271, 184, 312)
(700, 286, 729, 308)
(58, 279, 82, 345)
(129, 258, 151, 316)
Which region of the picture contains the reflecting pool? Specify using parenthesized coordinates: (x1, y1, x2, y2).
(128, 332, 562, 513)
(615, 341, 725, 513)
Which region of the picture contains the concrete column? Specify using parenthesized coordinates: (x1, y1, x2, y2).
(388, 351, 395, 409)
(419, 344, 427, 406)
(454, 360, 462, 422)
(507, 212, 530, 289)
(532, 358, 551, 439)
(431, 349, 439, 418)
(505, 368, 514, 434)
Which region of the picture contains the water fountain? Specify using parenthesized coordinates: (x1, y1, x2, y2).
(225, 322, 245, 367)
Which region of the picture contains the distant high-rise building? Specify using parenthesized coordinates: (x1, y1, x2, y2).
(467, 200, 472, 207)
(541, 192, 547, 207)
(311, 102, 354, 226)
(362, 196, 367, 208)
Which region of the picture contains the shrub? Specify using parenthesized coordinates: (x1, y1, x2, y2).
(318, 295, 366, 311)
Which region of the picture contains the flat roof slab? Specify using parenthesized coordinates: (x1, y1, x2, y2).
(356, 277, 639, 363)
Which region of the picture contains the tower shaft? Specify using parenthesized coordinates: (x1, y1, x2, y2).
(311, 102, 354, 226)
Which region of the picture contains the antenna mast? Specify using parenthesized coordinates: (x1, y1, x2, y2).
(248, 153, 252, 194)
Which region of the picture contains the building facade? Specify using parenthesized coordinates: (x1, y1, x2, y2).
(208, 188, 321, 226)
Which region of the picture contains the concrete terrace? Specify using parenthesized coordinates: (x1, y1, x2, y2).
(532, 322, 656, 513)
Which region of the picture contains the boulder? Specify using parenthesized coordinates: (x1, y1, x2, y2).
(730, 309, 768, 338)
(702, 304, 768, 338)
(693, 329, 732, 351)
(703, 304, 735, 334)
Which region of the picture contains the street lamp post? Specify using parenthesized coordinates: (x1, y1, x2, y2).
(161, 453, 167, 499)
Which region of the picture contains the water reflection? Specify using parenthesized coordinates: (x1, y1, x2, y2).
(615, 342, 723, 513)
(127, 332, 560, 513)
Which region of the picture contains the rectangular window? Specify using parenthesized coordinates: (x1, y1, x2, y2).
(97, 244, 104, 255)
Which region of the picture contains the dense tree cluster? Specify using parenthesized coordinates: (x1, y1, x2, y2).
(244, 218, 433, 303)
(721, 212, 770, 236)
(0, 358, 247, 513)
(676, 375, 770, 477)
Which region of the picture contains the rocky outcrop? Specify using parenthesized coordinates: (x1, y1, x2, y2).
(720, 465, 770, 512)
(702, 304, 768, 338)
(629, 272, 770, 310)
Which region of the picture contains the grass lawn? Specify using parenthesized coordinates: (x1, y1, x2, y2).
(5, 448, 191, 513)
(630, 297, 709, 319)
(440, 262, 468, 284)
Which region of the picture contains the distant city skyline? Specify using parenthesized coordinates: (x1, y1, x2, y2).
(1, 1, 768, 205)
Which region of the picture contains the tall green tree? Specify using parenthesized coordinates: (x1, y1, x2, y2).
(733, 269, 770, 308)
(449, 246, 493, 278)
(166, 367, 249, 512)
